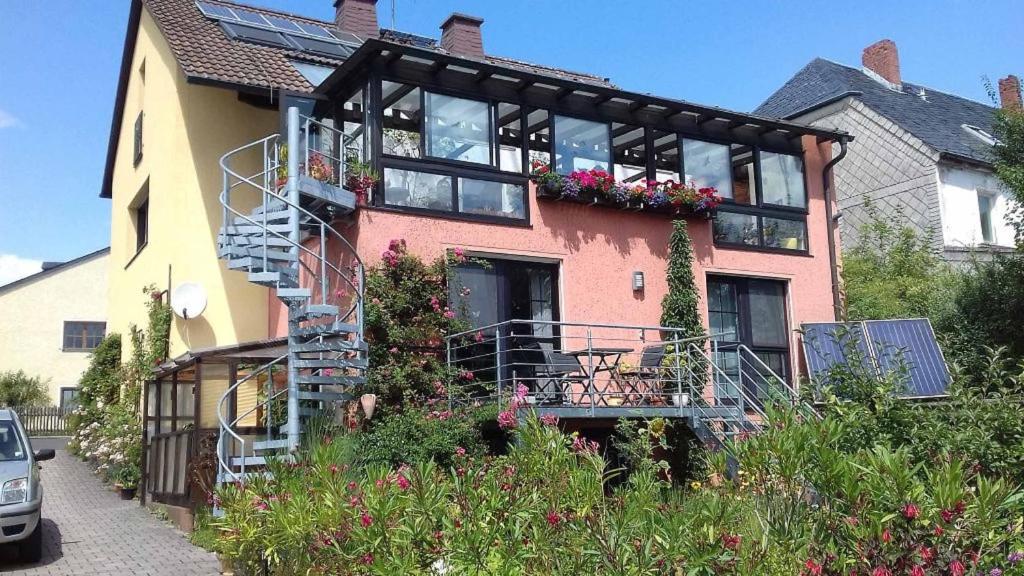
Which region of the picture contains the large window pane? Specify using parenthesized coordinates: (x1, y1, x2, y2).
(762, 217, 807, 250)
(760, 152, 805, 208)
(497, 103, 523, 173)
(747, 280, 788, 347)
(682, 139, 732, 197)
(713, 211, 759, 246)
(652, 130, 680, 183)
(342, 89, 365, 164)
(425, 92, 491, 165)
(452, 265, 499, 329)
(382, 81, 421, 158)
(553, 116, 609, 174)
(383, 168, 452, 211)
(731, 145, 756, 205)
(458, 178, 526, 220)
(527, 109, 550, 166)
(612, 124, 646, 183)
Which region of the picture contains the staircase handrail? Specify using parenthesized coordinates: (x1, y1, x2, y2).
(215, 354, 288, 482)
(735, 344, 821, 421)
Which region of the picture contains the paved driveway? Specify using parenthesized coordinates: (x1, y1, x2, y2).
(0, 441, 220, 575)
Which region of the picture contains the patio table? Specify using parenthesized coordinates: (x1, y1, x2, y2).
(565, 347, 633, 406)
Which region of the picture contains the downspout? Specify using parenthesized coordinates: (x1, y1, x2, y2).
(822, 137, 849, 321)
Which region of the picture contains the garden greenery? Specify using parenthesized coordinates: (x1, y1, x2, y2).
(68, 284, 172, 490)
(660, 219, 705, 339)
(0, 370, 51, 407)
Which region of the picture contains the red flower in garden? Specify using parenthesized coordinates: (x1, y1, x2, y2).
(941, 509, 955, 523)
(360, 512, 373, 528)
(933, 525, 944, 537)
(871, 565, 892, 576)
(803, 559, 823, 576)
(721, 533, 741, 550)
(360, 553, 374, 565)
(919, 546, 935, 564)
(882, 529, 892, 544)
(949, 559, 965, 576)
(902, 503, 920, 520)
(396, 475, 411, 491)
(546, 511, 561, 526)
(910, 565, 926, 576)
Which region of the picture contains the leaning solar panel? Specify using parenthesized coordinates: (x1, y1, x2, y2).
(801, 321, 874, 378)
(864, 319, 950, 397)
(220, 22, 291, 49)
(197, 1, 237, 20)
(288, 35, 356, 59)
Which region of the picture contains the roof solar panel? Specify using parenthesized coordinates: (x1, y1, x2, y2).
(287, 35, 355, 59)
(801, 319, 950, 398)
(263, 15, 303, 33)
(220, 22, 290, 49)
(233, 9, 270, 26)
(295, 22, 338, 39)
(864, 319, 950, 397)
(196, 1, 237, 20)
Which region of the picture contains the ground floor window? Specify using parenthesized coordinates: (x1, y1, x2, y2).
(59, 387, 80, 411)
(707, 275, 791, 403)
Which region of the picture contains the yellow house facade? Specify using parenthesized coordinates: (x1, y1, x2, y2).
(0, 249, 110, 406)
(103, 6, 276, 360)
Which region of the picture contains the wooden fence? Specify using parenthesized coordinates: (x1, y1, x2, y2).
(10, 406, 71, 436)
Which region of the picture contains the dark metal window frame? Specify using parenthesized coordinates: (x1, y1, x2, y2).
(710, 144, 810, 254)
(59, 387, 80, 411)
(369, 76, 532, 225)
(707, 274, 792, 385)
(133, 111, 144, 166)
(62, 321, 107, 352)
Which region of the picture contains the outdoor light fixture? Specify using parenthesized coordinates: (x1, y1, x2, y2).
(632, 271, 644, 291)
(360, 393, 377, 420)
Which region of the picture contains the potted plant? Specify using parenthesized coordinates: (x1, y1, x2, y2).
(113, 462, 141, 500)
(345, 158, 379, 204)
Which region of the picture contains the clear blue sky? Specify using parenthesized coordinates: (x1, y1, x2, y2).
(0, 0, 1020, 282)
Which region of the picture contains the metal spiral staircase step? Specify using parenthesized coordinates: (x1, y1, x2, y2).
(248, 271, 299, 288)
(252, 439, 291, 451)
(276, 288, 313, 300)
(229, 258, 298, 274)
(223, 223, 295, 236)
(293, 357, 367, 369)
(218, 246, 298, 262)
(229, 455, 294, 467)
(237, 210, 292, 224)
(293, 322, 359, 337)
(290, 304, 339, 322)
(296, 390, 353, 402)
(290, 338, 367, 353)
(295, 374, 366, 386)
(218, 234, 295, 248)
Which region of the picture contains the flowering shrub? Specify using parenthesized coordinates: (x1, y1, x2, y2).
(530, 160, 722, 216)
(345, 159, 379, 201)
(210, 407, 1024, 575)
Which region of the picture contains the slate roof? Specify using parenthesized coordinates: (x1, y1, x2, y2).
(755, 58, 998, 165)
(144, 0, 613, 93)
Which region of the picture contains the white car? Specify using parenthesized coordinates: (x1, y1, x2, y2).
(0, 409, 54, 562)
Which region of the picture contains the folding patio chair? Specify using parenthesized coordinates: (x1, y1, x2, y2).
(618, 344, 668, 405)
(508, 336, 585, 405)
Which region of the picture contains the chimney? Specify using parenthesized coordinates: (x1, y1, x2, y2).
(862, 39, 901, 89)
(440, 13, 484, 58)
(334, 0, 379, 40)
(999, 75, 1021, 110)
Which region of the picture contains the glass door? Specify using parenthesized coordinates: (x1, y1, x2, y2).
(707, 276, 790, 405)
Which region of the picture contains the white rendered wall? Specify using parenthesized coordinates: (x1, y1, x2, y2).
(937, 164, 1015, 249)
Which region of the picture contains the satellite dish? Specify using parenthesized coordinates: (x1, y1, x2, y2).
(171, 282, 207, 320)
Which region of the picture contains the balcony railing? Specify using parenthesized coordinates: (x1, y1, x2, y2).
(444, 320, 803, 428)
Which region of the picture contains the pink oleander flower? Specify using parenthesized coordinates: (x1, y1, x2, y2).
(443, 309, 455, 319)
(396, 475, 411, 491)
(360, 553, 374, 565)
(455, 446, 466, 457)
(329, 464, 339, 475)
(949, 560, 965, 576)
(360, 513, 373, 528)
(902, 503, 920, 520)
(461, 370, 474, 381)
(871, 566, 892, 576)
(546, 511, 561, 526)
(474, 331, 484, 343)
(803, 559, 823, 576)
(497, 410, 517, 430)
(539, 413, 558, 426)
(909, 566, 925, 576)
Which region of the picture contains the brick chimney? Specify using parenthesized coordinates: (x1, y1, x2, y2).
(440, 13, 484, 58)
(334, 0, 379, 40)
(862, 39, 901, 89)
(999, 75, 1021, 110)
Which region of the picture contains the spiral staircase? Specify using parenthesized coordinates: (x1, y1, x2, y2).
(215, 107, 366, 486)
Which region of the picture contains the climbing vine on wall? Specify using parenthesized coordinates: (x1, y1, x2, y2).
(660, 219, 705, 339)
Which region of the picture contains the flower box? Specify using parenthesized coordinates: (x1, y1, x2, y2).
(531, 162, 721, 219)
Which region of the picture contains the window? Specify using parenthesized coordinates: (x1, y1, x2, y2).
(760, 151, 806, 208)
(383, 168, 453, 211)
(652, 130, 680, 183)
(63, 321, 106, 352)
(458, 178, 526, 219)
(425, 92, 491, 165)
(133, 111, 143, 165)
(553, 115, 610, 174)
(60, 387, 81, 411)
(527, 109, 550, 166)
(978, 194, 994, 243)
(713, 147, 808, 252)
(612, 124, 646, 183)
(134, 195, 149, 253)
(682, 139, 731, 196)
(343, 88, 366, 164)
(496, 103, 523, 173)
(382, 81, 421, 158)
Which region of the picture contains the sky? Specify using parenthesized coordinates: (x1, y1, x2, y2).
(0, 0, 1020, 285)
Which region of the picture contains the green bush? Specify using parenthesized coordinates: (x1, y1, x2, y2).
(356, 405, 487, 468)
(0, 370, 50, 407)
(212, 412, 1024, 575)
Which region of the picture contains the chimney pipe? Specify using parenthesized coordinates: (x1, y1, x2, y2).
(999, 75, 1021, 110)
(862, 39, 901, 89)
(334, 0, 379, 40)
(440, 13, 484, 58)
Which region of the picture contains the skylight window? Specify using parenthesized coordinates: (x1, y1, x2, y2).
(962, 124, 1001, 146)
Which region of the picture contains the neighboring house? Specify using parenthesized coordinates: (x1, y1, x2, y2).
(756, 40, 1021, 263)
(0, 248, 110, 408)
(101, 0, 850, 509)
